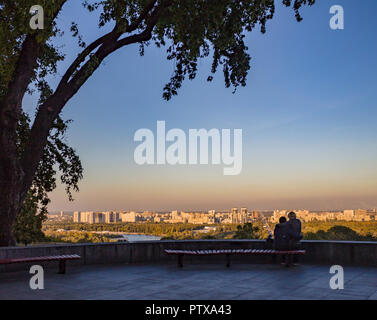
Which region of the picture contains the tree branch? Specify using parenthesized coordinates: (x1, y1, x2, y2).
(126, 0, 158, 33)
(0, 0, 67, 125)
(19, 0, 170, 197)
(58, 0, 159, 89)
(57, 26, 120, 89)
(0, 34, 41, 126)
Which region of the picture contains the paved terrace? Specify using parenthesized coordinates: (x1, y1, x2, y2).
(1, 262, 377, 300)
(1, 240, 376, 299)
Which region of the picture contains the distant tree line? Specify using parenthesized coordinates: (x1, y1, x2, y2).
(15, 220, 373, 245)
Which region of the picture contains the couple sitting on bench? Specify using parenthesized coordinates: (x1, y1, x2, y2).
(273, 211, 303, 267)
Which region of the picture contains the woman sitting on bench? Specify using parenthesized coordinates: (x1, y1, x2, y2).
(274, 216, 291, 266)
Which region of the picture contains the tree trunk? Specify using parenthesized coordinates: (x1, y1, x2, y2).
(0, 170, 23, 246)
(0, 212, 17, 247)
(0, 113, 24, 247)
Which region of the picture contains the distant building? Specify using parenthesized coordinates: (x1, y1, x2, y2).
(272, 210, 288, 223)
(154, 216, 162, 223)
(250, 211, 259, 219)
(73, 211, 81, 223)
(86, 212, 95, 224)
(104, 211, 114, 224)
(239, 208, 248, 224)
(231, 208, 238, 224)
(208, 210, 216, 224)
(121, 211, 139, 223)
(70, 207, 375, 225)
(114, 212, 121, 223)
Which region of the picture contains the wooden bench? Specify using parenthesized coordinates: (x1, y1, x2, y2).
(0, 254, 81, 274)
(165, 249, 306, 267)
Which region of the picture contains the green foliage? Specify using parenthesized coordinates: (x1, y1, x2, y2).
(304, 225, 377, 241)
(44, 221, 207, 237)
(0, 0, 65, 101)
(13, 190, 46, 245)
(44, 230, 119, 243)
(1, 1, 316, 102)
(13, 112, 83, 244)
(232, 223, 260, 239)
(264, 220, 377, 241)
(301, 220, 377, 240)
(82, 0, 316, 100)
(1, 1, 82, 244)
(42, 220, 377, 244)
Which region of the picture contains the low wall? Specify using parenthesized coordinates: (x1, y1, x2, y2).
(0, 240, 376, 272)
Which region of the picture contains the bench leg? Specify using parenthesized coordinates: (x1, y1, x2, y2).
(178, 254, 183, 268)
(226, 254, 231, 268)
(284, 254, 292, 267)
(58, 260, 66, 274)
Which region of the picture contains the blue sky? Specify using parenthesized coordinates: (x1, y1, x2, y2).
(24, 0, 377, 211)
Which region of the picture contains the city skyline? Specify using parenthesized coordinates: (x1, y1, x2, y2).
(54, 207, 377, 215)
(54, 208, 376, 224)
(25, 0, 377, 212)
(49, 194, 377, 213)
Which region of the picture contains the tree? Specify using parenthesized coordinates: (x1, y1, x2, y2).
(12, 112, 82, 245)
(233, 223, 259, 239)
(0, 0, 315, 246)
(12, 190, 45, 246)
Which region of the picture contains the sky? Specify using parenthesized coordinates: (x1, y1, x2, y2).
(24, 0, 377, 212)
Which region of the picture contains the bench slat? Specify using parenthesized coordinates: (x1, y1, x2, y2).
(164, 249, 306, 256)
(0, 254, 80, 265)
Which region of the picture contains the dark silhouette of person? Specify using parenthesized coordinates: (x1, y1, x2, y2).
(273, 216, 290, 251)
(288, 211, 302, 241)
(274, 217, 290, 267)
(287, 211, 302, 247)
(287, 211, 303, 265)
(273, 216, 292, 266)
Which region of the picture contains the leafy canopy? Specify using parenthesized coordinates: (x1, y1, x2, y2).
(1, 0, 316, 104)
(82, 0, 315, 100)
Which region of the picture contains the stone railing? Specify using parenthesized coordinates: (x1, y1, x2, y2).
(0, 239, 376, 272)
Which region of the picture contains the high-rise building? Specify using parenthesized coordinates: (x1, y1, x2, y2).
(208, 210, 216, 224)
(113, 212, 121, 223)
(240, 208, 248, 224)
(94, 212, 105, 223)
(73, 211, 81, 223)
(121, 211, 137, 222)
(343, 210, 355, 220)
(231, 208, 238, 224)
(104, 211, 114, 223)
(250, 211, 259, 219)
(87, 211, 95, 224)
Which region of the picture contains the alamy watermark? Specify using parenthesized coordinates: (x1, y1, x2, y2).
(134, 121, 242, 175)
(329, 5, 344, 30)
(329, 265, 344, 290)
(29, 5, 44, 30)
(29, 265, 44, 290)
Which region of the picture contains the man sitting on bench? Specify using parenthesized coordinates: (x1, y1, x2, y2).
(287, 211, 303, 265)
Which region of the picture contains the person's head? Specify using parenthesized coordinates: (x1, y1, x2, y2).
(288, 211, 296, 220)
(279, 216, 287, 224)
